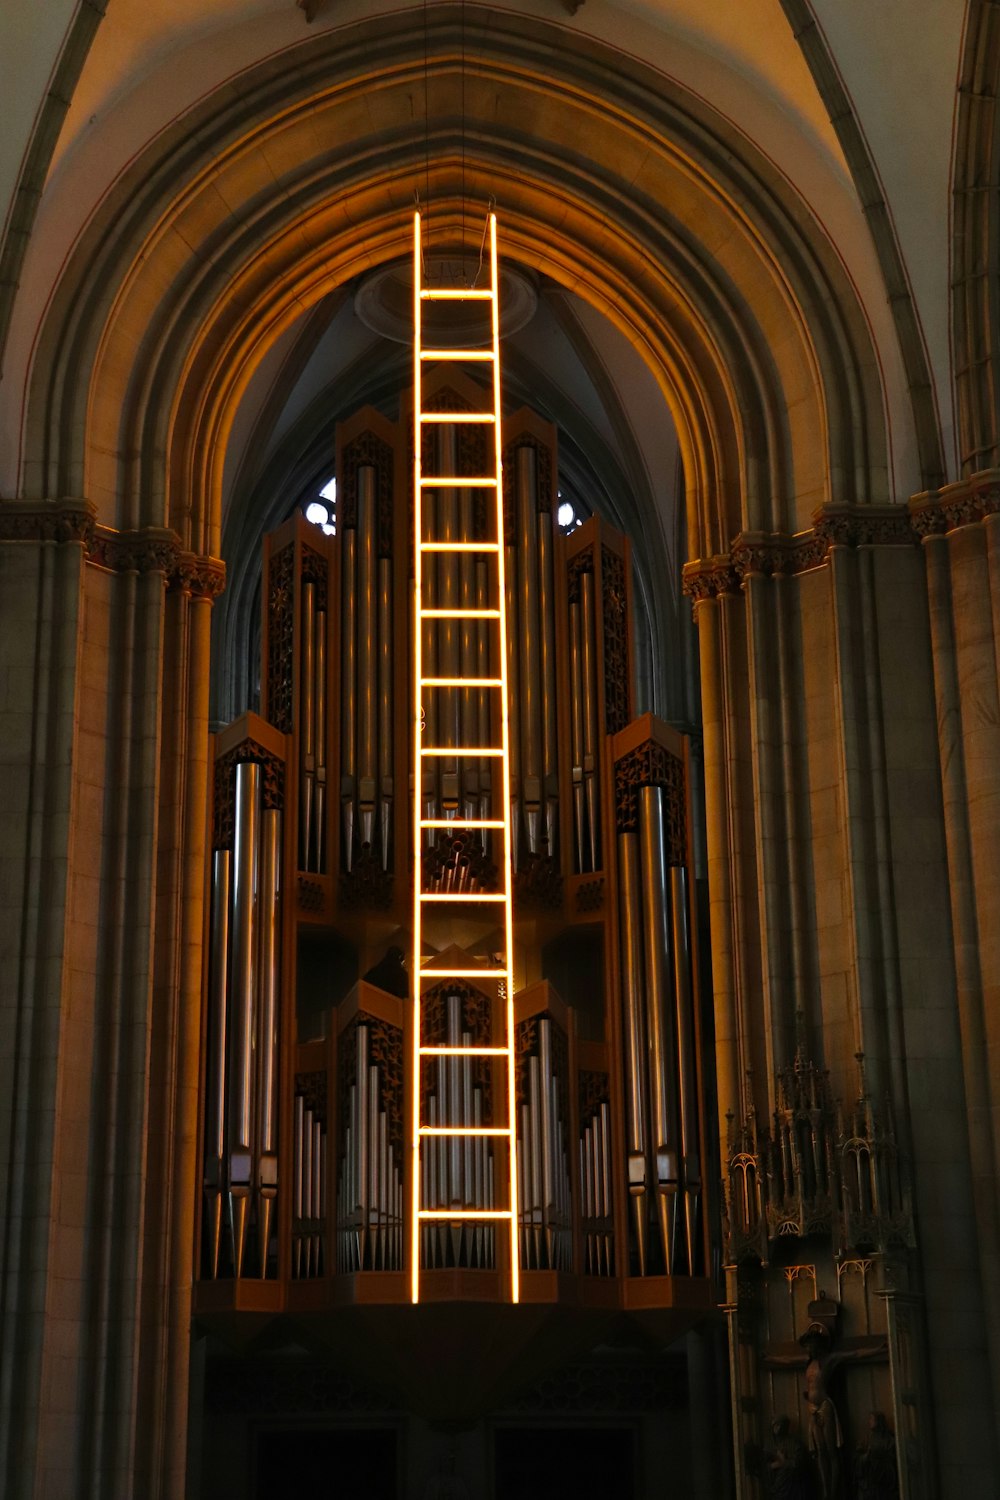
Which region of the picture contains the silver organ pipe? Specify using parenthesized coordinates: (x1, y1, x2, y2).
(228, 760, 258, 1278)
(377, 557, 393, 870)
(203, 749, 283, 1282)
(475, 557, 492, 847)
(618, 829, 650, 1276)
(357, 465, 377, 851)
(340, 511, 357, 871)
(256, 807, 281, 1275)
(205, 849, 230, 1278)
(291, 1084, 327, 1278)
(335, 1020, 403, 1272)
(516, 446, 542, 857)
(516, 1016, 571, 1271)
(580, 569, 600, 872)
(301, 579, 315, 869)
(504, 521, 521, 870)
(670, 865, 701, 1274)
(569, 600, 586, 872)
(314, 607, 327, 873)
(537, 507, 559, 860)
(639, 783, 680, 1274)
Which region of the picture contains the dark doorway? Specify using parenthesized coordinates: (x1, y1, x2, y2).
(494, 1426, 635, 1500)
(256, 1428, 397, 1498)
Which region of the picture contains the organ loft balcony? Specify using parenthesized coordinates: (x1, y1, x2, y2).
(194, 370, 715, 1410)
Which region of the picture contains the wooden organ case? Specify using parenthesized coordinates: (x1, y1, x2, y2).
(195, 377, 715, 1393)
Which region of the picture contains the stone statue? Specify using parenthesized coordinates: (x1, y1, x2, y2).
(765, 1298, 889, 1500)
(854, 1412, 899, 1500)
(800, 1327, 844, 1500)
(746, 1416, 816, 1499)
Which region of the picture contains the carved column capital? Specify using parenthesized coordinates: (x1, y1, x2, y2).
(0, 501, 226, 596)
(909, 469, 1000, 537)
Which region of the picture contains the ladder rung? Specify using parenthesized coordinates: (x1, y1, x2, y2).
(420, 289, 494, 300)
(420, 607, 500, 619)
(419, 477, 498, 488)
(420, 413, 496, 423)
(419, 892, 507, 902)
(419, 968, 508, 979)
(419, 1126, 511, 1137)
(420, 747, 503, 757)
(417, 1210, 513, 1220)
(419, 542, 500, 552)
(420, 349, 495, 361)
(419, 974, 506, 983)
(420, 677, 503, 688)
(419, 1045, 509, 1055)
(420, 819, 504, 829)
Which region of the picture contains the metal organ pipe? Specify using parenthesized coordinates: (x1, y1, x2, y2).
(536, 507, 559, 859)
(205, 849, 230, 1277)
(639, 783, 680, 1274)
(341, 509, 358, 871)
(569, 601, 586, 872)
(670, 865, 701, 1274)
(256, 807, 281, 1275)
(228, 760, 259, 1278)
(504, 526, 521, 869)
(377, 558, 393, 870)
(301, 581, 315, 870)
(476, 558, 492, 848)
(314, 608, 327, 873)
(619, 830, 650, 1277)
(580, 571, 600, 872)
(516, 446, 542, 856)
(357, 466, 377, 851)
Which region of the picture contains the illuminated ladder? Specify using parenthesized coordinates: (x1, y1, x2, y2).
(411, 211, 519, 1304)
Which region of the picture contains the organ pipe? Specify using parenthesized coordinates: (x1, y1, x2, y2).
(639, 783, 681, 1274)
(205, 849, 230, 1279)
(228, 760, 258, 1278)
(517, 446, 542, 856)
(619, 830, 650, 1276)
(301, 580, 315, 869)
(671, 865, 701, 1274)
(314, 609, 327, 873)
(340, 518, 357, 870)
(256, 807, 281, 1275)
(358, 466, 377, 851)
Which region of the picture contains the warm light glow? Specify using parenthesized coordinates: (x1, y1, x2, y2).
(420, 543, 500, 553)
(419, 746, 505, 757)
(418, 1210, 513, 1220)
(419, 892, 507, 903)
(419, 819, 505, 829)
(419, 676, 504, 687)
(419, 349, 494, 360)
(420, 289, 493, 300)
(419, 412, 496, 422)
(420, 1045, 509, 1054)
(420, 608, 500, 619)
(411, 211, 520, 1306)
(419, 477, 498, 487)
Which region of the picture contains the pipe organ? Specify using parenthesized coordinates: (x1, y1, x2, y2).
(197, 378, 713, 1336)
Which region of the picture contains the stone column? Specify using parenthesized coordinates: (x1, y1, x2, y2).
(0, 501, 223, 1500)
(912, 474, 1000, 1466)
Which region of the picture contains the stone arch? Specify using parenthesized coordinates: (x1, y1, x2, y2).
(25, 6, 890, 571)
(952, 0, 1000, 476)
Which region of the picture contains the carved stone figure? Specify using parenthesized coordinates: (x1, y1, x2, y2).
(854, 1412, 899, 1500)
(745, 1416, 816, 1499)
(800, 1327, 844, 1499)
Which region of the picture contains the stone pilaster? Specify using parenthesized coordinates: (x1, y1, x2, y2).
(0, 500, 222, 1500)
